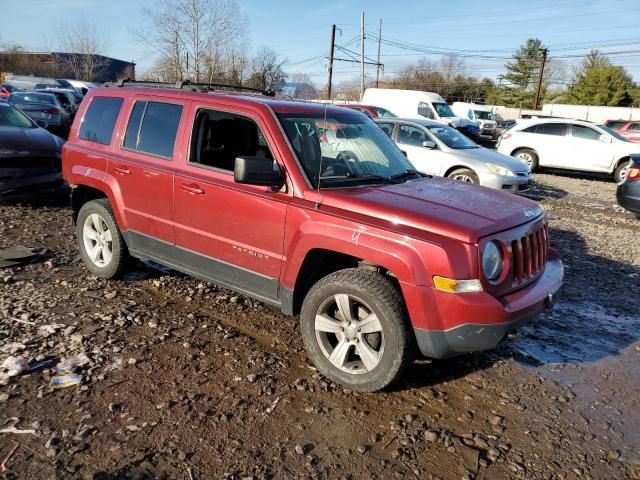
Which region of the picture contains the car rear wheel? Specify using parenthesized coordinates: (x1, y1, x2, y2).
(448, 168, 479, 184)
(615, 159, 631, 183)
(513, 148, 539, 171)
(300, 268, 412, 392)
(76, 199, 130, 279)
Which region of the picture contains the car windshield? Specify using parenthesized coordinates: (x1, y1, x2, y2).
(277, 110, 416, 188)
(597, 125, 628, 142)
(10, 92, 55, 104)
(474, 110, 494, 120)
(0, 105, 34, 128)
(432, 102, 455, 118)
(427, 124, 478, 149)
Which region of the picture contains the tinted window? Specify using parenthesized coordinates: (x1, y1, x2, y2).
(79, 97, 123, 145)
(524, 123, 567, 136)
(373, 107, 397, 118)
(572, 124, 600, 141)
(10, 92, 56, 104)
(377, 122, 394, 137)
(190, 108, 273, 171)
(606, 121, 626, 129)
(629, 123, 640, 131)
(398, 124, 427, 146)
(122, 101, 182, 158)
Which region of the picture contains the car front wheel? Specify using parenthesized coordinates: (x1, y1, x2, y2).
(300, 268, 412, 392)
(448, 168, 479, 184)
(513, 148, 539, 171)
(615, 159, 631, 183)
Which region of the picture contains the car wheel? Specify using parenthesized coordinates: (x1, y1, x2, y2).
(615, 159, 631, 183)
(76, 199, 131, 279)
(448, 168, 479, 184)
(513, 148, 539, 171)
(300, 268, 413, 392)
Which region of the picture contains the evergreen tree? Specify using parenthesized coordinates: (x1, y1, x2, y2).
(569, 50, 634, 106)
(495, 38, 547, 108)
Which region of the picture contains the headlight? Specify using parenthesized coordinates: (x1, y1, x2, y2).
(487, 163, 514, 176)
(482, 241, 502, 281)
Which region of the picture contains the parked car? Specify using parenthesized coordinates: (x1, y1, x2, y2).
(8, 91, 71, 137)
(494, 119, 517, 140)
(497, 118, 640, 183)
(616, 155, 640, 218)
(604, 119, 640, 143)
(0, 86, 11, 100)
(34, 88, 78, 120)
(375, 118, 532, 193)
(450, 102, 497, 138)
(362, 88, 479, 137)
(62, 82, 563, 392)
(0, 102, 63, 192)
(339, 104, 397, 119)
(64, 79, 96, 96)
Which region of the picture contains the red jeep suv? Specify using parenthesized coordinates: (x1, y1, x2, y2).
(62, 81, 563, 391)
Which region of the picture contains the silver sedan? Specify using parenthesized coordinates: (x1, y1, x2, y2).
(376, 118, 533, 193)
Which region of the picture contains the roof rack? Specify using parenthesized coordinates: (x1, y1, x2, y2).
(105, 78, 276, 97)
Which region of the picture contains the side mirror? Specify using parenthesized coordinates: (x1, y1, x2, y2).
(234, 156, 284, 188)
(422, 140, 436, 149)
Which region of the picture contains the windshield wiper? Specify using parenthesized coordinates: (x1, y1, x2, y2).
(389, 169, 423, 182)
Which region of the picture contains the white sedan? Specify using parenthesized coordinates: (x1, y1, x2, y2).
(375, 118, 533, 193)
(497, 118, 640, 183)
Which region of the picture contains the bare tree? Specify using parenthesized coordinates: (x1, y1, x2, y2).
(246, 47, 287, 91)
(57, 20, 108, 81)
(134, 0, 247, 83)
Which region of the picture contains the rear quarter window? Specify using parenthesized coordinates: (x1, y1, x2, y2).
(79, 97, 124, 145)
(122, 100, 183, 159)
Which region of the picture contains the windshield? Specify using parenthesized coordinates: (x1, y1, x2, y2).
(277, 111, 416, 188)
(427, 124, 478, 149)
(432, 102, 455, 118)
(598, 125, 628, 142)
(474, 110, 494, 120)
(0, 105, 35, 128)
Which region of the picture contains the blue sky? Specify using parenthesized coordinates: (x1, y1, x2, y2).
(2, 0, 639, 87)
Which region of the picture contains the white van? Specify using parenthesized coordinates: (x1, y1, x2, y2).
(451, 102, 497, 137)
(361, 88, 477, 135)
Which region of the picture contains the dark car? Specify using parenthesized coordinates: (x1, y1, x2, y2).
(8, 91, 71, 137)
(616, 154, 640, 219)
(0, 102, 64, 193)
(34, 88, 78, 120)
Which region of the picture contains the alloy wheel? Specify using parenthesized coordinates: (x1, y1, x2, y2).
(82, 213, 113, 268)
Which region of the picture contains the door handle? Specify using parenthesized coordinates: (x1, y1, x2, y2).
(180, 183, 205, 195)
(113, 165, 131, 175)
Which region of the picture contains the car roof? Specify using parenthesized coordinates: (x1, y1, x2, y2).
(513, 117, 596, 129)
(90, 86, 361, 116)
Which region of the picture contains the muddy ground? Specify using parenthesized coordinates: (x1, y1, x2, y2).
(0, 172, 639, 480)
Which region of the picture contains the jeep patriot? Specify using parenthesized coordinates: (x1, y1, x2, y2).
(62, 81, 564, 391)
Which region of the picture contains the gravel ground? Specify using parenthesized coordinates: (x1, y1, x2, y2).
(0, 172, 638, 480)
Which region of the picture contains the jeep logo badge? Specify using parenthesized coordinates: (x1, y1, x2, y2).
(524, 208, 540, 218)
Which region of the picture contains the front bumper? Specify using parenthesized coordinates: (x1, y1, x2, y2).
(413, 255, 564, 359)
(616, 180, 640, 214)
(478, 171, 533, 194)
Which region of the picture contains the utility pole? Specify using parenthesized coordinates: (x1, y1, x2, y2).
(533, 48, 548, 110)
(327, 24, 336, 100)
(375, 19, 382, 87)
(360, 11, 365, 100)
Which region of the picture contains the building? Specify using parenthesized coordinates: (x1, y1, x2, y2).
(280, 82, 317, 100)
(0, 50, 135, 83)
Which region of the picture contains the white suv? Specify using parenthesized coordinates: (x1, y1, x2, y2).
(497, 118, 640, 183)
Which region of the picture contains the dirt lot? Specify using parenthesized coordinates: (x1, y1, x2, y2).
(0, 172, 639, 480)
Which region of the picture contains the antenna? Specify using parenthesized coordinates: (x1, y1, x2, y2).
(315, 104, 327, 209)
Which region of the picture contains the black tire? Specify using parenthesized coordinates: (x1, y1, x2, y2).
(300, 268, 413, 392)
(448, 168, 479, 184)
(615, 159, 630, 183)
(512, 148, 539, 171)
(76, 199, 130, 279)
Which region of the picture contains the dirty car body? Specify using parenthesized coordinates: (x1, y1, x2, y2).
(62, 83, 563, 391)
(0, 102, 63, 193)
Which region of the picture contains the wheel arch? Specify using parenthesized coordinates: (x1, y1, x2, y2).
(71, 185, 108, 224)
(443, 165, 474, 178)
(614, 155, 631, 173)
(510, 146, 537, 157)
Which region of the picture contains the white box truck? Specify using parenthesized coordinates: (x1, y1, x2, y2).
(451, 102, 497, 137)
(361, 88, 478, 136)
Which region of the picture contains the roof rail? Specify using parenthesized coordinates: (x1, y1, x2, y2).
(105, 78, 276, 97)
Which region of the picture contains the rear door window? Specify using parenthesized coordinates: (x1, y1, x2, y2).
(398, 124, 427, 146)
(377, 122, 395, 138)
(79, 97, 124, 145)
(122, 100, 183, 159)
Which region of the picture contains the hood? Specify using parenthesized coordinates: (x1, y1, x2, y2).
(0, 126, 62, 157)
(320, 176, 543, 243)
(450, 147, 530, 173)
